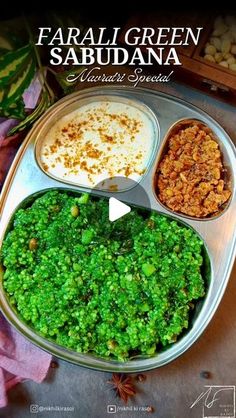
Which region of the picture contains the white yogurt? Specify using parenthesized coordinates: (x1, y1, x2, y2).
(40, 100, 157, 190)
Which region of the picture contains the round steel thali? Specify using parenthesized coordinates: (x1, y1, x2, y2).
(0, 86, 235, 372)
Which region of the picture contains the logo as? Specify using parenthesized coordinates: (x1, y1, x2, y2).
(107, 405, 117, 414)
(30, 404, 39, 414)
(190, 385, 235, 418)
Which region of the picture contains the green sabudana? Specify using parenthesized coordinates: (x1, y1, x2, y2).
(0, 191, 205, 361)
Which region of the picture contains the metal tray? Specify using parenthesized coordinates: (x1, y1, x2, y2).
(0, 86, 235, 373)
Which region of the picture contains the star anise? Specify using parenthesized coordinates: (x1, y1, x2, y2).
(107, 373, 136, 403)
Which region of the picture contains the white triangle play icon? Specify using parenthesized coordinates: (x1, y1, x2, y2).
(109, 197, 131, 222)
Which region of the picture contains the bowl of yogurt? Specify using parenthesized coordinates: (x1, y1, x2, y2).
(35, 95, 159, 191)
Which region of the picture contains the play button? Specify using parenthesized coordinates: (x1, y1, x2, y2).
(109, 197, 131, 222)
(92, 176, 151, 224)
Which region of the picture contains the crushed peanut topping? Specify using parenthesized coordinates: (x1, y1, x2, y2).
(157, 123, 231, 217)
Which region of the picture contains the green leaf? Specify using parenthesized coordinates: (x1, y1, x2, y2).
(0, 43, 36, 120)
(7, 91, 52, 135)
(0, 96, 26, 119)
(0, 44, 32, 87)
(3, 58, 36, 107)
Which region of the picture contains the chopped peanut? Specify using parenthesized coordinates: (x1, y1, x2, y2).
(157, 123, 231, 217)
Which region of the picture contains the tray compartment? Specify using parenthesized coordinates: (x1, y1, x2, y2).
(35, 95, 160, 192)
(0, 187, 212, 368)
(153, 118, 233, 220)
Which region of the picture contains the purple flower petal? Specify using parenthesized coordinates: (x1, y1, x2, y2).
(23, 72, 42, 109)
(0, 119, 18, 143)
(0, 72, 43, 144)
